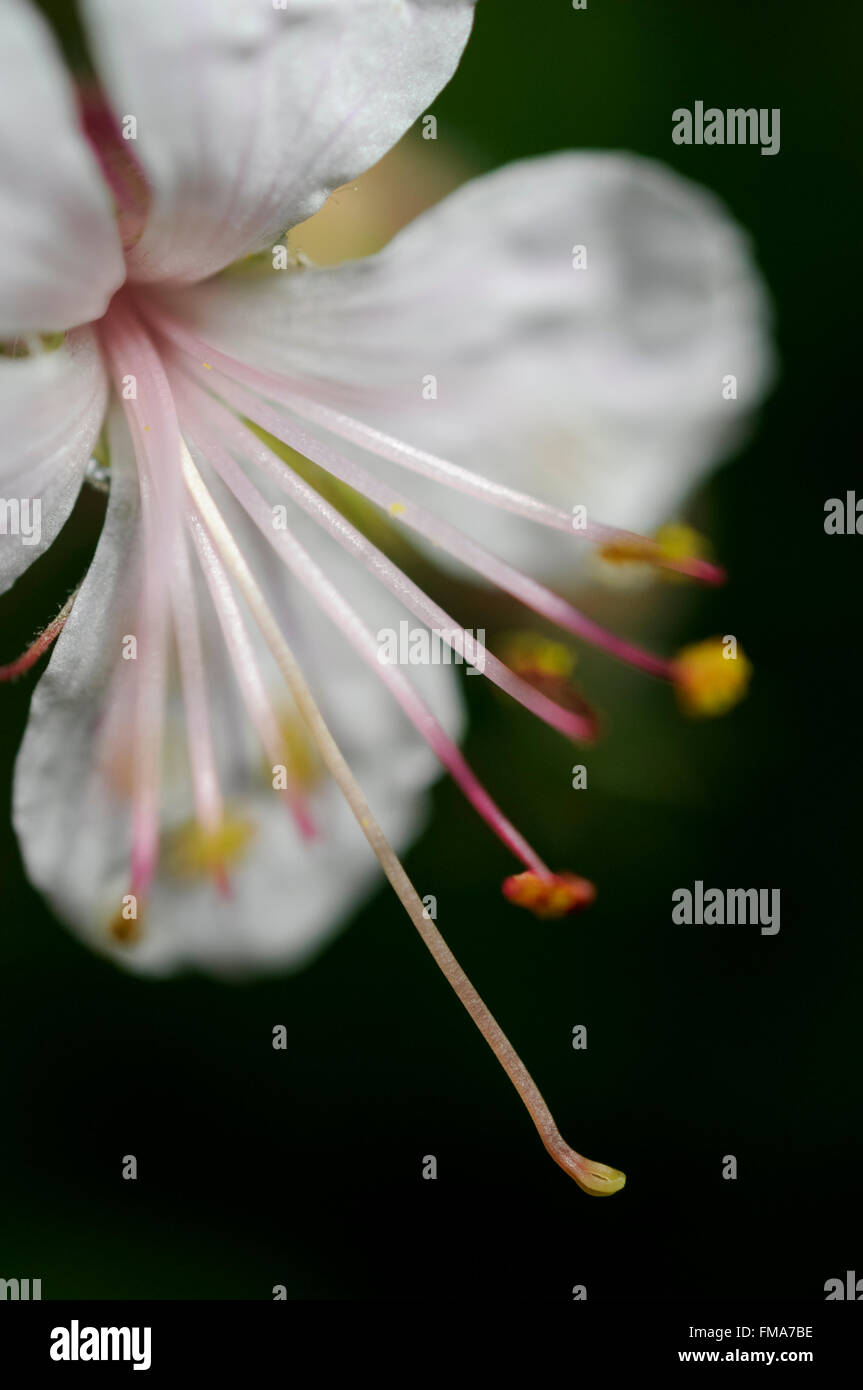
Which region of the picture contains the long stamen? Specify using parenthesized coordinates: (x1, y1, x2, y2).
(180, 417, 552, 877)
(185, 502, 317, 840)
(0, 589, 78, 681)
(175, 375, 597, 743)
(181, 442, 623, 1196)
(98, 301, 184, 899)
(145, 307, 721, 585)
(166, 517, 229, 888)
(179, 361, 673, 681)
(124, 453, 166, 901)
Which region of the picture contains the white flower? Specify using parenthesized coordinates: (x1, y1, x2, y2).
(0, 0, 774, 1191)
(2, 0, 477, 975)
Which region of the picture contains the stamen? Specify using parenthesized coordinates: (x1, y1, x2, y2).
(166, 814, 256, 879)
(275, 713, 321, 791)
(178, 363, 675, 681)
(185, 503, 318, 840)
(166, 519, 227, 855)
(671, 637, 753, 717)
(653, 522, 712, 582)
(598, 522, 712, 586)
(0, 332, 66, 359)
(495, 631, 596, 729)
(503, 870, 597, 919)
(180, 443, 624, 1196)
(498, 631, 576, 682)
(179, 412, 555, 877)
(144, 307, 721, 585)
(175, 376, 597, 743)
(0, 589, 78, 682)
(108, 902, 144, 945)
(99, 300, 182, 897)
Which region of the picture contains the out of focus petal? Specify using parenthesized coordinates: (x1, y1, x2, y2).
(166, 152, 774, 576)
(81, 0, 475, 285)
(0, 0, 124, 334)
(0, 328, 108, 594)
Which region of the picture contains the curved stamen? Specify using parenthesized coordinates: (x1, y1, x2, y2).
(165, 516, 228, 886)
(143, 307, 723, 585)
(175, 374, 597, 743)
(122, 452, 166, 900)
(185, 502, 317, 840)
(99, 298, 201, 898)
(178, 359, 673, 681)
(177, 413, 553, 878)
(180, 442, 624, 1196)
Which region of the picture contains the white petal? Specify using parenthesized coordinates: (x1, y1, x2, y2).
(13, 404, 142, 947)
(14, 407, 464, 976)
(0, 328, 107, 594)
(167, 152, 774, 575)
(0, 0, 124, 334)
(81, 0, 475, 285)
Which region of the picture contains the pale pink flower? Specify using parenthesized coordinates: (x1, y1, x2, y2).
(0, 0, 772, 1192)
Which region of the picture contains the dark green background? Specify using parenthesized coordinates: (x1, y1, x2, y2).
(1, 0, 859, 1300)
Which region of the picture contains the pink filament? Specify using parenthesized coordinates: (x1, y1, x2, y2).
(177, 357, 673, 681)
(174, 375, 597, 743)
(99, 297, 221, 893)
(177, 405, 552, 878)
(144, 306, 723, 586)
(185, 501, 318, 841)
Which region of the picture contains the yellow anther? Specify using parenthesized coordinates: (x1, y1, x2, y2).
(498, 630, 576, 681)
(598, 522, 709, 582)
(597, 536, 659, 566)
(0, 331, 66, 359)
(277, 712, 321, 790)
(108, 903, 143, 945)
(388, 501, 406, 518)
(166, 814, 255, 879)
(653, 522, 709, 582)
(671, 637, 752, 718)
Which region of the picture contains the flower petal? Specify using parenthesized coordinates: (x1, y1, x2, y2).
(164, 152, 774, 575)
(0, 328, 108, 594)
(0, 0, 124, 334)
(81, 0, 475, 285)
(14, 406, 464, 975)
